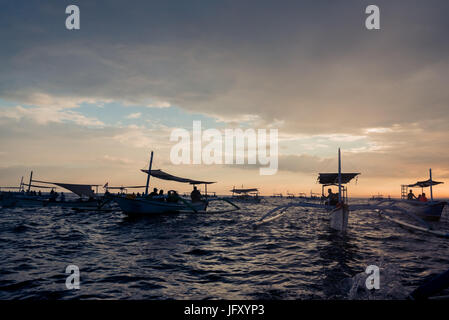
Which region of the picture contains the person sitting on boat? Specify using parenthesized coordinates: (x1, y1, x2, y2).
(190, 186, 202, 203)
(419, 193, 428, 202)
(167, 190, 179, 203)
(60, 192, 65, 202)
(148, 188, 158, 197)
(407, 190, 417, 200)
(325, 189, 339, 206)
(155, 189, 165, 202)
(49, 192, 56, 202)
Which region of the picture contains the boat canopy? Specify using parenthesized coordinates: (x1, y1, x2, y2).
(33, 180, 97, 197)
(407, 179, 444, 188)
(231, 188, 259, 194)
(317, 173, 360, 185)
(28, 184, 55, 189)
(141, 169, 215, 185)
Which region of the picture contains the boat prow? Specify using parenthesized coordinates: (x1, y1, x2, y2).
(329, 204, 349, 232)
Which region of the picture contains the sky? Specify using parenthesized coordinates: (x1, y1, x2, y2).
(1, 0, 449, 197)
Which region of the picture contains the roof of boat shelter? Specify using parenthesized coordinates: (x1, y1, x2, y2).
(407, 179, 444, 188)
(141, 169, 216, 185)
(32, 180, 97, 197)
(317, 173, 360, 185)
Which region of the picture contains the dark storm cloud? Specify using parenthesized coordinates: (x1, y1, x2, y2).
(1, 0, 448, 134)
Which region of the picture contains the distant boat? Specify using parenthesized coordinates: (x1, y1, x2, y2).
(27, 171, 106, 210)
(370, 193, 384, 201)
(1, 173, 54, 208)
(230, 187, 261, 203)
(397, 169, 446, 221)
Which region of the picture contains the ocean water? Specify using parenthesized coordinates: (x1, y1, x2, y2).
(1, 197, 449, 300)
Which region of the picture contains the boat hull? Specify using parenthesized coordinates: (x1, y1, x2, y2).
(0, 194, 46, 208)
(399, 200, 446, 221)
(43, 200, 100, 210)
(330, 205, 349, 232)
(230, 197, 261, 204)
(113, 197, 208, 215)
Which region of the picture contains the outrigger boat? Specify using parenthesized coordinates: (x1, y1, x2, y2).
(255, 149, 360, 232)
(230, 187, 261, 203)
(112, 152, 239, 215)
(1, 173, 55, 208)
(371, 169, 447, 221)
(399, 170, 446, 221)
(29, 174, 106, 210)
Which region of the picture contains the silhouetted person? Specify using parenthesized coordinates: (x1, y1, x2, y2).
(407, 190, 417, 200)
(157, 190, 165, 202)
(149, 188, 158, 197)
(419, 193, 428, 202)
(167, 191, 179, 203)
(326, 188, 338, 206)
(191, 186, 202, 203)
(49, 192, 57, 202)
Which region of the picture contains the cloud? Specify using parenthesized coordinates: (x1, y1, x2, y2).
(1, 1, 449, 195)
(126, 112, 142, 119)
(1, 0, 447, 137)
(0, 105, 104, 126)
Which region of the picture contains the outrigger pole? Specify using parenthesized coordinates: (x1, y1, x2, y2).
(27, 171, 33, 193)
(429, 168, 433, 202)
(145, 151, 154, 196)
(338, 148, 342, 203)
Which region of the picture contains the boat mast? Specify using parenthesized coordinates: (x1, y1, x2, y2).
(429, 168, 433, 202)
(19, 176, 24, 192)
(145, 151, 154, 196)
(338, 148, 342, 203)
(27, 171, 33, 193)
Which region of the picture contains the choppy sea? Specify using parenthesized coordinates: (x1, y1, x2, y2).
(1, 197, 449, 300)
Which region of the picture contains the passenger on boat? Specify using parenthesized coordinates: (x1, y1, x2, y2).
(326, 189, 339, 206)
(156, 189, 165, 202)
(418, 193, 428, 202)
(38, 190, 42, 196)
(407, 190, 417, 200)
(148, 188, 158, 197)
(191, 186, 202, 203)
(49, 192, 57, 202)
(167, 191, 179, 203)
(60, 192, 65, 202)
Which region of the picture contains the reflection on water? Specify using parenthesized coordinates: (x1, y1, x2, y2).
(0, 198, 448, 299)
